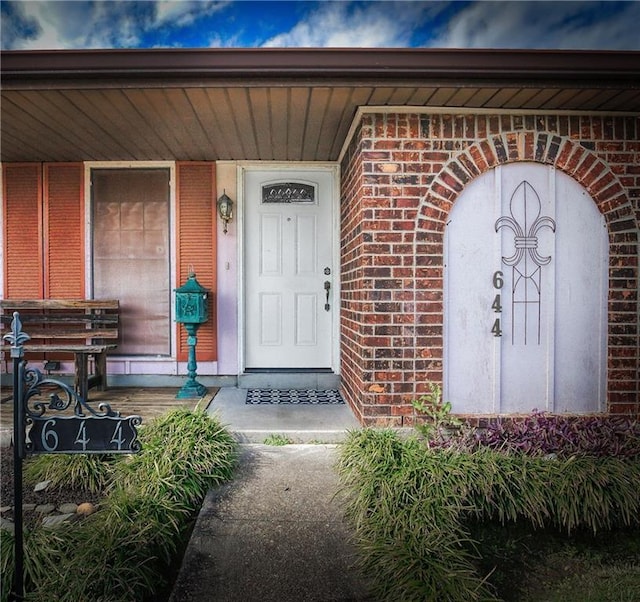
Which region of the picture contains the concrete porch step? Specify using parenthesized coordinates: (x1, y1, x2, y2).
(206, 387, 360, 444)
(238, 372, 340, 390)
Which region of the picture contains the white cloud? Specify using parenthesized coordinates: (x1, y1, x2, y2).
(428, 1, 640, 50)
(153, 0, 228, 28)
(10, 1, 91, 49)
(3, 1, 147, 49)
(1, 0, 229, 50)
(88, 2, 148, 48)
(206, 30, 246, 48)
(262, 1, 446, 48)
(2, 0, 638, 51)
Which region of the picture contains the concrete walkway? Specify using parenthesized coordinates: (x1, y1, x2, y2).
(169, 387, 374, 602)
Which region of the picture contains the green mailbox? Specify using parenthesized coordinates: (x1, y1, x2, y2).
(175, 272, 209, 324)
(174, 272, 209, 399)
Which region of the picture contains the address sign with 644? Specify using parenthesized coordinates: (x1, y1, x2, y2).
(27, 415, 141, 454)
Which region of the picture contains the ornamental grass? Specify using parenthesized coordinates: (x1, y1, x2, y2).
(337, 427, 640, 602)
(1, 408, 237, 602)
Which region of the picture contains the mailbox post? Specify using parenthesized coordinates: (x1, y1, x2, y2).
(175, 272, 209, 399)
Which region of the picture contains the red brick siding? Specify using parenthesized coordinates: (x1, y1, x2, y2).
(340, 124, 369, 424)
(340, 113, 639, 425)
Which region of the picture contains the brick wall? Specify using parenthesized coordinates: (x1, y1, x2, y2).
(340, 112, 639, 426)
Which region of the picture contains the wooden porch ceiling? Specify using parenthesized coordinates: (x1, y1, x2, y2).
(2, 48, 639, 163)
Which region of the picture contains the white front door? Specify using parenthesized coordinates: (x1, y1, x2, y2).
(244, 167, 337, 370)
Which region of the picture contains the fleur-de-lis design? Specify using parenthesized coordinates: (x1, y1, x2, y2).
(495, 181, 556, 271)
(495, 181, 556, 345)
(2, 312, 31, 357)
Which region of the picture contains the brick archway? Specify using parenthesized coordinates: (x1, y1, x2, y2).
(415, 131, 639, 415)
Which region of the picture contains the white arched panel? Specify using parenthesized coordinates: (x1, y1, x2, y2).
(553, 174, 608, 411)
(444, 163, 607, 414)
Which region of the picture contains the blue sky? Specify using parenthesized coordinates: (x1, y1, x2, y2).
(1, 1, 639, 51)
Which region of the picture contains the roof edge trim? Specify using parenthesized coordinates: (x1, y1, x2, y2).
(2, 48, 640, 82)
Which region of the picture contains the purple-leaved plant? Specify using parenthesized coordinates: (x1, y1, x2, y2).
(465, 411, 640, 458)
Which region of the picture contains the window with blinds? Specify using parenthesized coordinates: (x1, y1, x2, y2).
(91, 168, 171, 356)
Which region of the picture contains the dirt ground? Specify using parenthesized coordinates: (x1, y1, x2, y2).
(0, 450, 102, 525)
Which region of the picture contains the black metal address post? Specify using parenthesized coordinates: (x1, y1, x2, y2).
(5, 312, 28, 602)
(3, 312, 141, 602)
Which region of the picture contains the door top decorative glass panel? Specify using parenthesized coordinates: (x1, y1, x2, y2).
(262, 182, 316, 204)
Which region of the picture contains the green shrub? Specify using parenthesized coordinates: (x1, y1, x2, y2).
(337, 429, 640, 602)
(1, 409, 237, 602)
(411, 382, 461, 442)
(0, 530, 14, 601)
(113, 408, 237, 507)
(23, 453, 118, 494)
(338, 429, 494, 601)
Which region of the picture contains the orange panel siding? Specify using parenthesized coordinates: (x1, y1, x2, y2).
(176, 162, 217, 362)
(44, 163, 85, 298)
(2, 163, 43, 298)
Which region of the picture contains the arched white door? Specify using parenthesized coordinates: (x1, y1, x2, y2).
(444, 163, 607, 414)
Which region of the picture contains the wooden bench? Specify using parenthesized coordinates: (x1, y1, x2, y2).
(1, 299, 119, 400)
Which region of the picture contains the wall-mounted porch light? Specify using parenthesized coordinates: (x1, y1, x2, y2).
(217, 190, 233, 234)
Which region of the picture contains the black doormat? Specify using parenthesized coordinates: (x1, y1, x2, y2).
(246, 389, 344, 405)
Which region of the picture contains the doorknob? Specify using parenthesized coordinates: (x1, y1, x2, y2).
(324, 280, 331, 311)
